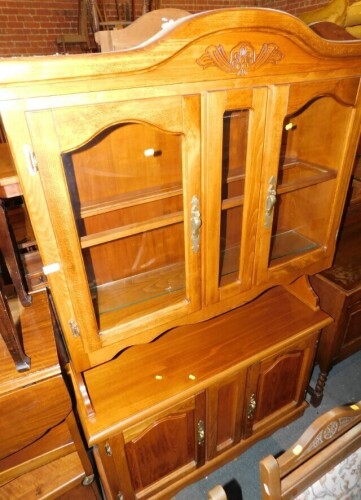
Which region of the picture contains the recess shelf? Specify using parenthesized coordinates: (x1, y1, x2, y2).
(91, 261, 186, 318)
(80, 212, 184, 248)
(277, 159, 336, 195)
(270, 229, 319, 262)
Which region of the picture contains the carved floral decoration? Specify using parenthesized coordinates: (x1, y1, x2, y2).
(196, 41, 284, 76)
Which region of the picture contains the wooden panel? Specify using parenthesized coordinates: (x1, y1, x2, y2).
(0, 376, 71, 460)
(97, 394, 205, 498)
(0, 421, 74, 484)
(339, 299, 361, 358)
(124, 406, 196, 491)
(0, 452, 86, 500)
(207, 371, 246, 459)
(255, 351, 304, 422)
(243, 333, 318, 439)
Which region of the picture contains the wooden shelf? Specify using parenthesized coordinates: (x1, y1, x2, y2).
(221, 195, 244, 210)
(277, 159, 336, 195)
(80, 182, 183, 219)
(80, 211, 184, 248)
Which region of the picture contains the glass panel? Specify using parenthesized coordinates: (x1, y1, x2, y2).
(269, 95, 351, 266)
(219, 206, 243, 287)
(62, 122, 186, 327)
(219, 110, 248, 286)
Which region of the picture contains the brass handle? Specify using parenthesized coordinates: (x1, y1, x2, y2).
(264, 176, 277, 229)
(191, 195, 202, 253)
(247, 393, 257, 420)
(104, 441, 112, 456)
(197, 420, 205, 445)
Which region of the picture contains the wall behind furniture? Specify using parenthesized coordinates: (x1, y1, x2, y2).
(0, 0, 356, 56)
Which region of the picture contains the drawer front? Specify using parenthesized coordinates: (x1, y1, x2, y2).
(0, 375, 71, 459)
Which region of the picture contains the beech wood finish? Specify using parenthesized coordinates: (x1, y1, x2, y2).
(1, 9, 361, 370)
(2, 8, 361, 499)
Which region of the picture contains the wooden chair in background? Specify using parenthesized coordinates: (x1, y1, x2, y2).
(207, 401, 361, 499)
(56, 0, 92, 53)
(259, 401, 361, 499)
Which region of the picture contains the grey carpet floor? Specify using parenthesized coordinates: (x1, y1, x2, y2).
(175, 349, 361, 500)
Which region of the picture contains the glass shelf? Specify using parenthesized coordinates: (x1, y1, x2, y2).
(90, 261, 186, 315)
(270, 229, 319, 262)
(277, 159, 336, 195)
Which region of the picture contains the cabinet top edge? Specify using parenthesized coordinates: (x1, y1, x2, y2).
(1, 8, 361, 92)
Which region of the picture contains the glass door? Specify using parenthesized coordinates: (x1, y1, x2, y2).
(256, 79, 360, 285)
(204, 88, 268, 305)
(27, 95, 201, 351)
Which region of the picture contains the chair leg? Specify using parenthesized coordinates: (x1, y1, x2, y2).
(0, 289, 31, 371)
(0, 201, 32, 307)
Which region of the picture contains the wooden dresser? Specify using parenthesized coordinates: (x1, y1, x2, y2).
(0, 291, 100, 498)
(1, 8, 361, 498)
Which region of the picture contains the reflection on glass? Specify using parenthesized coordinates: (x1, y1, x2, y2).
(219, 110, 249, 286)
(62, 122, 186, 327)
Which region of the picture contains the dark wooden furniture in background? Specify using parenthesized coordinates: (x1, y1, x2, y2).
(309, 158, 361, 406)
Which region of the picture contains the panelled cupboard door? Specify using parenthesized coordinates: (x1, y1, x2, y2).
(207, 370, 246, 459)
(25, 95, 201, 354)
(204, 87, 267, 305)
(243, 332, 318, 439)
(98, 394, 206, 500)
(255, 78, 361, 286)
